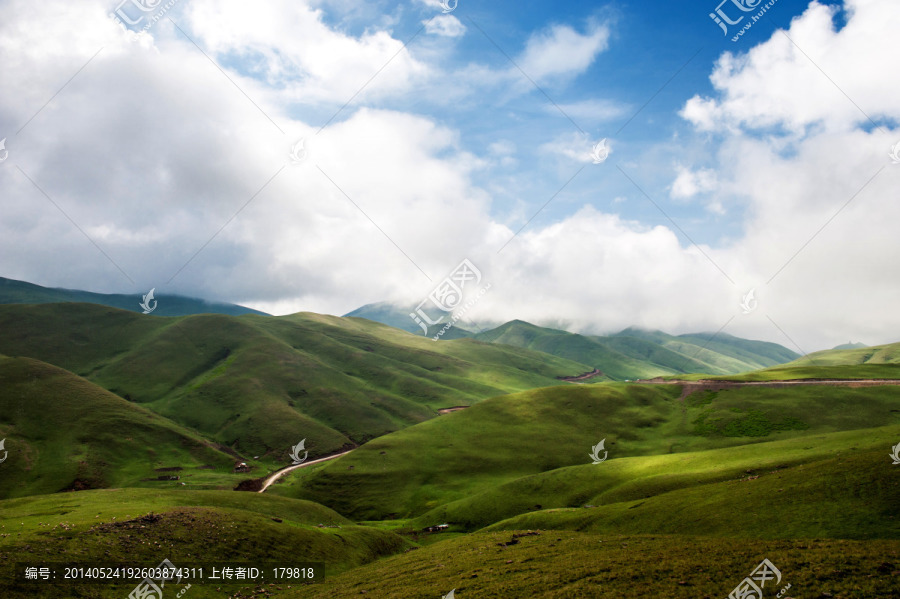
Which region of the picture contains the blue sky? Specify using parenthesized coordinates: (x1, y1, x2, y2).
(1, 0, 897, 351)
(269, 0, 848, 248)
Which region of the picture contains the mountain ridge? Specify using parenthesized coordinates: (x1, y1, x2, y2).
(0, 276, 267, 317)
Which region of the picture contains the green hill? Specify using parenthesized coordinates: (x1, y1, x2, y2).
(786, 341, 900, 367)
(607, 328, 799, 374)
(421, 425, 900, 534)
(0, 489, 407, 598)
(700, 341, 900, 381)
(481, 429, 900, 540)
(474, 321, 672, 380)
(0, 303, 590, 465)
(0, 276, 267, 316)
(271, 371, 900, 522)
(0, 290, 896, 598)
(471, 321, 799, 380)
(834, 341, 869, 350)
(0, 355, 236, 499)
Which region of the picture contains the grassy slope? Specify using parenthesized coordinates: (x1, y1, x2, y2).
(269, 384, 678, 519)
(428, 426, 899, 535)
(483, 435, 900, 540)
(0, 489, 407, 598)
(0, 356, 236, 499)
(0, 304, 589, 462)
(293, 532, 899, 599)
(273, 374, 900, 522)
(692, 342, 900, 381)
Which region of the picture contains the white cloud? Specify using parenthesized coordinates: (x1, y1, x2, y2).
(547, 99, 629, 124)
(540, 132, 602, 163)
(424, 15, 466, 38)
(669, 0, 900, 348)
(183, 0, 429, 105)
(517, 22, 610, 84)
(671, 166, 718, 200)
(487, 140, 517, 167)
(681, 0, 900, 134)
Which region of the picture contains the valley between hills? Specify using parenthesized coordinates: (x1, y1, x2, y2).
(0, 292, 897, 597)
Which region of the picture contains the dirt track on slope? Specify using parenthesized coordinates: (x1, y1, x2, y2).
(637, 378, 900, 401)
(559, 369, 605, 383)
(257, 450, 353, 493)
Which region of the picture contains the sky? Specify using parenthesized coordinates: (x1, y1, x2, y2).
(0, 0, 898, 353)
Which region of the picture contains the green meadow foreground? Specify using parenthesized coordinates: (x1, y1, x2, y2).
(0, 303, 899, 597)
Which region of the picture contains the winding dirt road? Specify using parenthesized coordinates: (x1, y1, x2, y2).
(258, 450, 353, 493)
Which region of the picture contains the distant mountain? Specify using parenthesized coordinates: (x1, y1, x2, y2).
(0, 276, 267, 316)
(475, 320, 654, 380)
(344, 302, 421, 333)
(345, 301, 486, 337)
(474, 322, 799, 379)
(832, 342, 868, 350)
(608, 328, 799, 374)
(344, 302, 801, 378)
